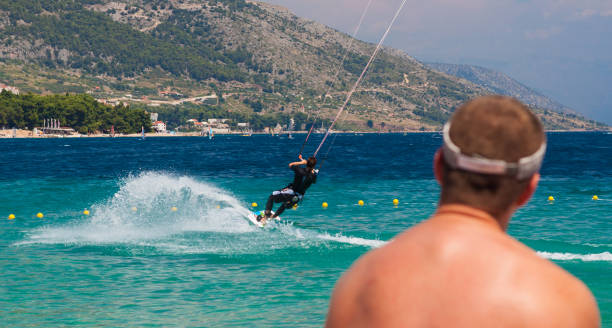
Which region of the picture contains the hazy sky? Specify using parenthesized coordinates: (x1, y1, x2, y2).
(262, 0, 612, 124)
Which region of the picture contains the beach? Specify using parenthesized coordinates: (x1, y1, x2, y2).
(2, 128, 609, 139)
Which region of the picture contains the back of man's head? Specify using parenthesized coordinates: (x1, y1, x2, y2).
(440, 96, 545, 218)
(307, 156, 317, 169)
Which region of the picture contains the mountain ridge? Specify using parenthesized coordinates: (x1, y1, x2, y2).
(426, 62, 573, 114)
(0, 0, 606, 131)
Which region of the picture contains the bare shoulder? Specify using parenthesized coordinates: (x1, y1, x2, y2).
(326, 221, 601, 328)
(325, 240, 403, 327)
(508, 242, 601, 327)
(549, 274, 601, 327)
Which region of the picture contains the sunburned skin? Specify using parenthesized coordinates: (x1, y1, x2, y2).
(325, 128, 601, 328)
(326, 202, 600, 327)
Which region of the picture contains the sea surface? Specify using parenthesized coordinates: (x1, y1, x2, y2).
(1, 133, 611, 327)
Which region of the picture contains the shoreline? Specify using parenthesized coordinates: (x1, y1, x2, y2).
(1, 129, 610, 139)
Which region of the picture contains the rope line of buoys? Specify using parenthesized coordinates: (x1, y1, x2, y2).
(4, 194, 604, 221)
(244, 194, 608, 212)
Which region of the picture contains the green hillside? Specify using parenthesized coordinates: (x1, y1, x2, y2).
(0, 0, 250, 81)
(0, 0, 606, 131)
(0, 91, 149, 133)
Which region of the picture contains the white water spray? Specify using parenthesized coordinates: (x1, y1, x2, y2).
(21, 172, 384, 253)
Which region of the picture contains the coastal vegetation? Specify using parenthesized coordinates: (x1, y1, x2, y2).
(0, 0, 606, 131)
(0, 91, 149, 133)
(139, 103, 328, 131)
(0, 0, 250, 82)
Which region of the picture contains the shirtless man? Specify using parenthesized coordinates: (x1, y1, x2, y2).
(325, 96, 600, 327)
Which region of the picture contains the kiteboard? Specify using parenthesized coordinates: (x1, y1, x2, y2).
(247, 210, 281, 228)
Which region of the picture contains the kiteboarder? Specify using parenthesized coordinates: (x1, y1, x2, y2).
(258, 155, 318, 223)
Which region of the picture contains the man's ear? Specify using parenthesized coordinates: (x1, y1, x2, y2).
(434, 149, 444, 186)
(516, 173, 540, 207)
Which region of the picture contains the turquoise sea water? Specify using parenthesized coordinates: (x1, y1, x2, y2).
(1, 133, 611, 327)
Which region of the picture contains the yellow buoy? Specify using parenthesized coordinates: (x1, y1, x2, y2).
(251, 202, 258, 208)
(171, 206, 178, 212)
(358, 200, 364, 206)
(36, 212, 44, 219)
(293, 204, 298, 209)
(548, 196, 555, 202)
(322, 202, 328, 208)
(216, 205, 221, 209)
(592, 195, 599, 201)
(8, 214, 15, 220)
(131, 207, 138, 212)
(393, 199, 399, 206)
(83, 210, 90, 216)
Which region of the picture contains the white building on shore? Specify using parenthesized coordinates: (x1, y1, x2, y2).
(153, 121, 166, 133)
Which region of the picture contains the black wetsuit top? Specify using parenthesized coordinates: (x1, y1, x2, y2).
(290, 166, 317, 195)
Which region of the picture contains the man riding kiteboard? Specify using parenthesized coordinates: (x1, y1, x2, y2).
(257, 155, 318, 224)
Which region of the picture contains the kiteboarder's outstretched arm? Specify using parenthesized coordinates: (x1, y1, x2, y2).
(289, 155, 307, 167)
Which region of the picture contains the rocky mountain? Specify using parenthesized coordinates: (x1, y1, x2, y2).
(426, 63, 572, 114)
(0, 0, 606, 131)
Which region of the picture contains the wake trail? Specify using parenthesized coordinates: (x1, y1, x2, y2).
(17, 172, 384, 253)
(16, 172, 603, 261)
(538, 251, 612, 262)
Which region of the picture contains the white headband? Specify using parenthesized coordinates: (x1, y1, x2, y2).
(442, 123, 546, 180)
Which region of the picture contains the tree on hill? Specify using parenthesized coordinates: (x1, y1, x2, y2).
(0, 91, 150, 134)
